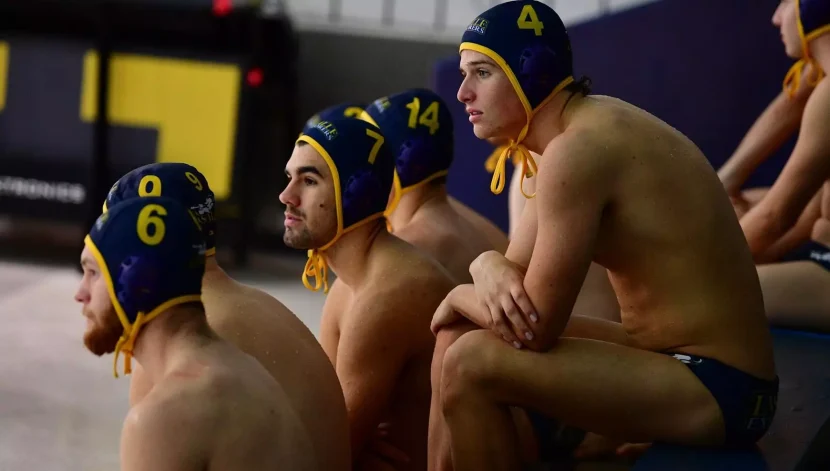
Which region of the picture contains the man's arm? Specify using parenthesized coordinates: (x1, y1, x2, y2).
(504, 188, 538, 269)
(521, 137, 609, 351)
(335, 295, 431, 462)
(719, 69, 815, 195)
(319, 280, 347, 366)
(740, 78, 830, 259)
(448, 196, 509, 254)
(754, 189, 822, 263)
(120, 399, 205, 471)
(509, 170, 536, 240)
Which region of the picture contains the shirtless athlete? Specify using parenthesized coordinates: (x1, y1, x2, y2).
(104, 163, 350, 470)
(280, 118, 455, 470)
(360, 88, 505, 282)
(718, 0, 830, 330)
(428, 2, 778, 469)
(76, 196, 309, 470)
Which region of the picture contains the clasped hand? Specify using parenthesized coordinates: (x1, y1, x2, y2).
(431, 251, 540, 349)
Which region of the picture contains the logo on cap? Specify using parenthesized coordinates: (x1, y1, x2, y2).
(371, 97, 391, 114)
(95, 212, 109, 231)
(467, 17, 489, 35)
(316, 121, 339, 140)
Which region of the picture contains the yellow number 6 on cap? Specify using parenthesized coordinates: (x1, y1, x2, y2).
(137, 204, 167, 246)
(517, 4, 544, 36)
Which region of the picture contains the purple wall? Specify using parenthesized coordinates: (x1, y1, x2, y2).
(434, 0, 796, 233)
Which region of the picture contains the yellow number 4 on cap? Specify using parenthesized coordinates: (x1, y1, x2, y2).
(517, 4, 545, 36)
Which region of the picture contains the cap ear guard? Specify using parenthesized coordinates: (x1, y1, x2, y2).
(115, 255, 163, 315)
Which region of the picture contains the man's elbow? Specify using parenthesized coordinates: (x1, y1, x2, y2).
(744, 208, 795, 257)
(528, 317, 567, 352)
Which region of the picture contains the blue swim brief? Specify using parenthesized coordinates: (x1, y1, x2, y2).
(780, 240, 830, 271)
(524, 353, 779, 461)
(666, 352, 779, 447)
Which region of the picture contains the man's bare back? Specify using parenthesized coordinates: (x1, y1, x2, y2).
(561, 95, 775, 377)
(448, 196, 509, 254)
(131, 267, 351, 471)
(123, 332, 320, 471)
(321, 233, 455, 470)
(394, 197, 498, 284)
(202, 270, 352, 469)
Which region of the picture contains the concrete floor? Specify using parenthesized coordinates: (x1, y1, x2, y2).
(0, 253, 326, 471)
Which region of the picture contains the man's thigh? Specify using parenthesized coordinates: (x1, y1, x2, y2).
(449, 331, 724, 446)
(758, 261, 830, 331)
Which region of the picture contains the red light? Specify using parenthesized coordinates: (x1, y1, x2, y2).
(246, 68, 264, 87)
(213, 0, 232, 16)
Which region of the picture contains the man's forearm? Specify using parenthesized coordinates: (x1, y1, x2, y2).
(741, 210, 789, 261)
(720, 92, 806, 194)
(752, 190, 822, 263)
(448, 284, 490, 329)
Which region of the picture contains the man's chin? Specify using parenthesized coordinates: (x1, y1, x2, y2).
(473, 124, 500, 141)
(282, 235, 310, 250)
(83, 337, 117, 356)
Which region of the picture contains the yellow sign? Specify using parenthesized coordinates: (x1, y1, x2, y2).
(0, 42, 242, 201)
(80, 52, 242, 200)
(0, 42, 8, 112)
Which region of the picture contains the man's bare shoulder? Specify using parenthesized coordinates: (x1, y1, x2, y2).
(343, 244, 454, 332)
(541, 126, 619, 183)
(393, 219, 459, 263)
(231, 280, 296, 315)
(125, 377, 220, 446)
(803, 76, 830, 127)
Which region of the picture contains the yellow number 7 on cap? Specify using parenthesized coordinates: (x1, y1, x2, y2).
(517, 4, 544, 36)
(366, 129, 385, 164)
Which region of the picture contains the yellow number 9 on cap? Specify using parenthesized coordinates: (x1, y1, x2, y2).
(185, 171, 203, 191)
(137, 204, 167, 246)
(517, 4, 544, 36)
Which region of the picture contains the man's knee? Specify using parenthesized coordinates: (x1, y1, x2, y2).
(440, 330, 501, 410)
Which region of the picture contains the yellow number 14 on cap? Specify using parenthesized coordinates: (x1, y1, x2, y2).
(517, 4, 544, 36)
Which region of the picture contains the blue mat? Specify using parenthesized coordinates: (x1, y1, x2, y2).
(633, 328, 830, 471)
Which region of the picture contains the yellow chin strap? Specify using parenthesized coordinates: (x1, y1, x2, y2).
(302, 214, 385, 294)
(784, 0, 830, 98)
(113, 311, 145, 378)
(303, 243, 335, 294)
(384, 172, 403, 233)
(382, 169, 450, 233)
(111, 293, 201, 378)
(459, 42, 573, 199)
